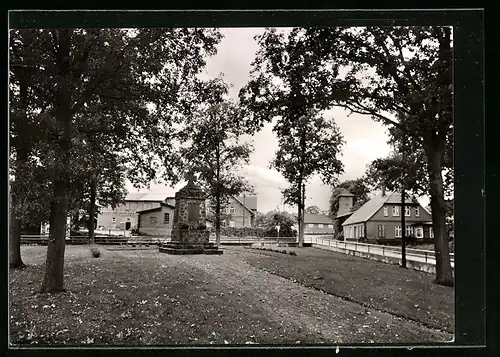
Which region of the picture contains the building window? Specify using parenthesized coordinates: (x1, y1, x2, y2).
(383, 206, 388, 217)
(164, 213, 170, 224)
(328, 224, 333, 229)
(112, 217, 116, 223)
(150, 217, 158, 225)
(377, 224, 385, 238)
(318, 224, 324, 228)
(392, 206, 400, 216)
(229, 221, 235, 228)
(405, 206, 411, 217)
(308, 224, 314, 228)
(230, 207, 235, 214)
(415, 227, 423, 238)
(415, 207, 420, 217)
(221, 221, 227, 228)
(395, 226, 401, 238)
(354, 226, 357, 238)
(430, 227, 434, 238)
(360, 225, 364, 237)
(406, 226, 414, 237)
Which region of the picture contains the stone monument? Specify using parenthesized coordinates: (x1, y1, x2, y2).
(159, 176, 222, 255)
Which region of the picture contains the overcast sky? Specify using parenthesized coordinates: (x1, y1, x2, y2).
(126, 28, 399, 213)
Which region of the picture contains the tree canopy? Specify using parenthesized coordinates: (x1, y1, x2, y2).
(241, 26, 453, 286)
(9, 27, 223, 291)
(254, 210, 297, 237)
(179, 89, 255, 244)
(305, 206, 321, 215)
(239, 28, 346, 247)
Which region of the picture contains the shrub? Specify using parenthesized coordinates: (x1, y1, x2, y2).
(90, 247, 101, 258)
(209, 226, 266, 237)
(130, 227, 146, 236)
(70, 230, 87, 237)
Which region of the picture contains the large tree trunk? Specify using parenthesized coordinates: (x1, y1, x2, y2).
(41, 179, 69, 293)
(41, 29, 72, 293)
(297, 204, 303, 248)
(301, 183, 306, 246)
(10, 174, 25, 269)
(9, 37, 33, 269)
(215, 196, 221, 245)
(215, 133, 221, 246)
(426, 148, 453, 287)
(9, 191, 24, 269)
(88, 176, 97, 244)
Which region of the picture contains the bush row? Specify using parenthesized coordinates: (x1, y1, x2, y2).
(209, 227, 266, 237)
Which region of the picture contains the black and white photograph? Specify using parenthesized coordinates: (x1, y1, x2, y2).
(8, 10, 483, 348)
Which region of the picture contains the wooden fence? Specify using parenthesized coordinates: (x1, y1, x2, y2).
(20, 235, 298, 246)
(308, 236, 454, 267)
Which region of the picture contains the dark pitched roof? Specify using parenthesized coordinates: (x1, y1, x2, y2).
(234, 196, 257, 210)
(339, 189, 354, 197)
(342, 192, 424, 226)
(231, 196, 256, 215)
(136, 202, 175, 214)
(304, 213, 335, 224)
(336, 211, 354, 219)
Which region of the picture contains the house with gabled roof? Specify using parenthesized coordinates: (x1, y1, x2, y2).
(97, 190, 258, 232)
(304, 213, 335, 234)
(216, 196, 257, 228)
(341, 191, 434, 242)
(135, 201, 176, 236)
(96, 192, 175, 231)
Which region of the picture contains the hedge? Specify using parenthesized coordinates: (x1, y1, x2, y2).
(209, 227, 265, 237)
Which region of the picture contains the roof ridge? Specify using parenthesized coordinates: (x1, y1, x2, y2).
(384, 191, 396, 202)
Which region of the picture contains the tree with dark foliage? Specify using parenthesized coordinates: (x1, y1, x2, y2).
(242, 26, 453, 286)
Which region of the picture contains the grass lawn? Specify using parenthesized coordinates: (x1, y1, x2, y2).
(237, 246, 454, 333)
(9, 245, 453, 346)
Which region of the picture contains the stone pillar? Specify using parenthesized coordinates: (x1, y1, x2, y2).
(160, 178, 222, 255)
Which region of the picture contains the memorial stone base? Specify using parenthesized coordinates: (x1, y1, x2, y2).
(159, 241, 223, 255)
(159, 177, 223, 255)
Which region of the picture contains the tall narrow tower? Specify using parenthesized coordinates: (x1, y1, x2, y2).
(338, 189, 354, 216)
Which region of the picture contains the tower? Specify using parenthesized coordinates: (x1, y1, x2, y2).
(338, 189, 354, 216)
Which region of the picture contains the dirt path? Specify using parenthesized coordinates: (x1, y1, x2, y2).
(131, 248, 453, 344)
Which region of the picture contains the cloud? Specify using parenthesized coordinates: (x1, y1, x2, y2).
(242, 165, 287, 188)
